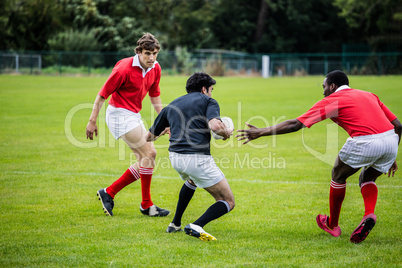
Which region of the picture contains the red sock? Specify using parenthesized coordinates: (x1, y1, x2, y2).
(328, 180, 346, 229)
(361, 182, 378, 216)
(106, 165, 140, 198)
(140, 167, 154, 209)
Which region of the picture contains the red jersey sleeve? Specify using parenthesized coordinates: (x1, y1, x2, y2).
(148, 64, 161, 98)
(297, 98, 338, 128)
(374, 94, 397, 122)
(98, 65, 125, 99)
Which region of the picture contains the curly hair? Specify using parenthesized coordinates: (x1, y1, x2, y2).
(135, 33, 161, 53)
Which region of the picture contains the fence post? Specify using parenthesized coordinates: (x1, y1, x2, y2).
(16, 54, 19, 73)
(262, 55, 269, 78)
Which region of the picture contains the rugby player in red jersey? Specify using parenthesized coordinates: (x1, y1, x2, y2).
(86, 33, 169, 217)
(237, 70, 401, 243)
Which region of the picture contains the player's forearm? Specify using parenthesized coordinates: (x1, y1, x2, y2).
(150, 96, 163, 114)
(89, 95, 105, 122)
(391, 118, 401, 144)
(260, 119, 303, 136)
(145, 131, 157, 142)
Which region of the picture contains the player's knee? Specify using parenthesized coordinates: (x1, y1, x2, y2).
(150, 148, 157, 159)
(331, 169, 347, 184)
(143, 148, 157, 160)
(226, 198, 235, 211)
(229, 200, 235, 211)
(331, 176, 347, 184)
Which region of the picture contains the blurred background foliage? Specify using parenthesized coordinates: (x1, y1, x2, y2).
(0, 0, 401, 54)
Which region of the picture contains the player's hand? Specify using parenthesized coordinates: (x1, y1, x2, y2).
(149, 128, 170, 142)
(236, 122, 261, 144)
(158, 127, 170, 137)
(164, 127, 171, 135)
(386, 161, 398, 177)
(222, 128, 234, 141)
(86, 121, 98, 140)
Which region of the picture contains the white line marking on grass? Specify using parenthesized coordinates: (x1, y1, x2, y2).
(4, 171, 401, 188)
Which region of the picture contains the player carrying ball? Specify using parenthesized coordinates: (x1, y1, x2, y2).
(147, 72, 235, 241)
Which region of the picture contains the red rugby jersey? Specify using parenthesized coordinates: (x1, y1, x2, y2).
(98, 56, 161, 113)
(297, 88, 397, 137)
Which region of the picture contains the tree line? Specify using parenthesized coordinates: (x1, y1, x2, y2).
(1, 0, 401, 54)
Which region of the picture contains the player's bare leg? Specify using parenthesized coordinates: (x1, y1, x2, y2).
(204, 178, 235, 211)
(331, 156, 360, 184)
(97, 128, 145, 217)
(122, 126, 156, 168)
(358, 166, 382, 186)
(122, 126, 169, 216)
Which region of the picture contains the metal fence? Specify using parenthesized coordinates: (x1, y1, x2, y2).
(1, 50, 401, 76)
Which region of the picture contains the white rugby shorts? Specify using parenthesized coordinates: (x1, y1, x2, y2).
(106, 105, 145, 140)
(339, 129, 399, 173)
(169, 152, 225, 188)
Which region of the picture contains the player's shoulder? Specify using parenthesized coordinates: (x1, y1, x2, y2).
(208, 96, 218, 103)
(347, 88, 378, 99)
(170, 92, 215, 105)
(207, 96, 219, 107)
(115, 57, 134, 66)
(154, 61, 161, 70)
(113, 57, 135, 73)
(152, 62, 162, 77)
(196, 93, 218, 105)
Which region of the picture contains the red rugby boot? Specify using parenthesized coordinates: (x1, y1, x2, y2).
(316, 214, 341, 237)
(350, 213, 376, 243)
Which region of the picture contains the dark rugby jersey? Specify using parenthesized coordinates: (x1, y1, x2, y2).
(149, 92, 220, 155)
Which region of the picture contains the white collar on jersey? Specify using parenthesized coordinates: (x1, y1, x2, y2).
(132, 54, 158, 78)
(335, 85, 350, 92)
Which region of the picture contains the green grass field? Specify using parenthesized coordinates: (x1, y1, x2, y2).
(0, 74, 401, 267)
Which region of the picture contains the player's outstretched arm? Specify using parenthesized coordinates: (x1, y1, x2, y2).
(236, 119, 304, 144)
(86, 95, 105, 140)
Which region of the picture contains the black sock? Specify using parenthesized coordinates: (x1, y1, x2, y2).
(172, 181, 196, 226)
(193, 200, 230, 228)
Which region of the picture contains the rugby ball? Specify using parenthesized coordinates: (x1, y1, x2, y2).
(212, 117, 234, 140)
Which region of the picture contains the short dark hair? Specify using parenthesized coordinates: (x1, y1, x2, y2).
(135, 33, 160, 53)
(186, 72, 216, 93)
(326, 70, 349, 87)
